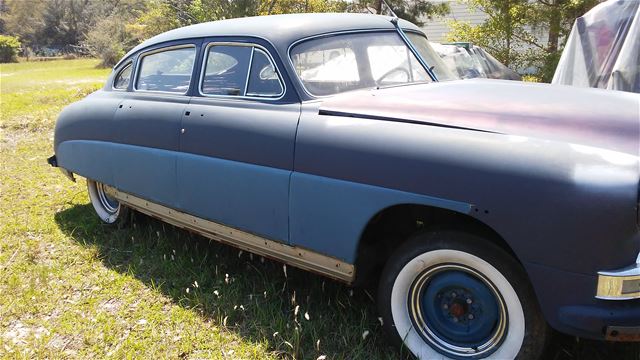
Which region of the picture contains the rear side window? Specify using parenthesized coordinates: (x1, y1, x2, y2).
(113, 62, 132, 90)
(135, 46, 196, 93)
(201, 44, 284, 98)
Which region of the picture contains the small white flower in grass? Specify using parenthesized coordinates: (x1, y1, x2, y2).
(317, 356, 327, 360)
(294, 305, 300, 317)
(227, 349, 234, 355)
(249, 294, 253, 301)
(362, 330, 370, 341)
(172, 249, 176, 255)
(213, 290, 220, 297)
(234, 305, 238, 310)
(240, 305, 245, 311)
(263, 291, 267, 298)
(186, 287, 190, 294)
(193, 281, 199, 288)
(156, 231, 160, 238)
(283, 264, 287, 278)
(223, 316, 228, 326)
(316, 339, 320, 351)
(378, 317, 384, 326)
(136, 319, 148, 325)
(284, 341, 293, 349)
(304, 312, 310, 321)
(272, 331, 279, 338)
(171, 254, 175, 261)
(225, 273, 230, 284)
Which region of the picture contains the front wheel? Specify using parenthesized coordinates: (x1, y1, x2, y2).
(378, 231, 548, 359)
(87, 179, 128, 225)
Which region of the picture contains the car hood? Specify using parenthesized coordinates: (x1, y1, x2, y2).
(319, 79, 640, 155)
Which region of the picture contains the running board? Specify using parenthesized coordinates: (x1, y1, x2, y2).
(106, 187, 356, 283)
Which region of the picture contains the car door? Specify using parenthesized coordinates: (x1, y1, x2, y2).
(111, 42, 199, 208)
(177, 40, 300, 243)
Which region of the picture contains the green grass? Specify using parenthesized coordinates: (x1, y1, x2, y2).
(0, 58, 638, 359)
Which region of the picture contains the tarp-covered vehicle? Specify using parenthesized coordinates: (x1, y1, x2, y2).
(553, 0, 640, 92)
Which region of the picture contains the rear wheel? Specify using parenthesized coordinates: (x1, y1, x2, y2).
(87, 179, 128, 225)
(378, 231, 548, 359)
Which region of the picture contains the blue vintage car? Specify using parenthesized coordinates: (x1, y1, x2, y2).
(48, 13, 640, 359)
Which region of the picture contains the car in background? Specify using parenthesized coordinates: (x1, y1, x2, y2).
(432, 42, 522, 80)
(49, 13, 640, 360)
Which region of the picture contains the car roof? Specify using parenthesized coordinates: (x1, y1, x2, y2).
(116, 13, 423, 68)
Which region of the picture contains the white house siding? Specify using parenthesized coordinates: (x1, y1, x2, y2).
(421, 0, 488, 42)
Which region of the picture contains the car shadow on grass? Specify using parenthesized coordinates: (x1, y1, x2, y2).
(55, 204, 639, 360)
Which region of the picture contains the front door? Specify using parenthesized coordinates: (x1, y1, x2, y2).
(177, 41, 299, 243)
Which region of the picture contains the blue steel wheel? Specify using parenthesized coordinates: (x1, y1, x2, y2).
(408, 265, 508, 358)
(378, 231, 549, 360)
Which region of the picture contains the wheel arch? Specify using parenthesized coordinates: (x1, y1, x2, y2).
(353, 203, 521, 286)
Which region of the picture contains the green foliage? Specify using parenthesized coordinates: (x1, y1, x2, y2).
(83, 15, 136, 67)
(0, 35, 21, 63)
(446, 0, 599, 82)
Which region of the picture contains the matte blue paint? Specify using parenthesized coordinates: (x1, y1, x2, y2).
(289, 172, 472, 263)
(58, 140, 292, 242)
(177, 151, 290, 242)
(57, 140, 179, 207)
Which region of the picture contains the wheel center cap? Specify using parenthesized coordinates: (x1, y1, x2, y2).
(449, 302, 466, 317)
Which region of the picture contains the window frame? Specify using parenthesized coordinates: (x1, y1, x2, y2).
(198, 42, 286, 101)
(112, 60, 133, 91)
(133, 44, 198, 95)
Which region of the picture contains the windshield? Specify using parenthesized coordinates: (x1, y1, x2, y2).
(290, 31, 456, 96)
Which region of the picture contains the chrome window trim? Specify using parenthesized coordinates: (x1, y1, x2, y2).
(287, 28, 430, 99)
(133, 44, 197, 95)
(198, 42, 286, 101)
(112, 61, 133, 92)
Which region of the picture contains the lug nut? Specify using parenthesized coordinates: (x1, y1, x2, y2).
(466, 298, 472, 304)
(468, 314, 474, 320)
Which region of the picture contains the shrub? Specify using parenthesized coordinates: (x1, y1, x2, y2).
(0, 35, 21, 63)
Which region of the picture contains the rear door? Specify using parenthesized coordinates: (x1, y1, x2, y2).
(177, 39, 300, 243)
(112, 42, 199, 207)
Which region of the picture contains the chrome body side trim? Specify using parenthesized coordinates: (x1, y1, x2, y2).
(106, 186, 356, 283)
(596, 263, 640, 300)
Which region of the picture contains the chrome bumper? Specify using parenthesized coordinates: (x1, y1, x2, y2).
(597, 261, 640, 300)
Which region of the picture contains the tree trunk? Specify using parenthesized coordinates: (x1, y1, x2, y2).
(547, 0, 561, 53)
(375, 0, 383, 14)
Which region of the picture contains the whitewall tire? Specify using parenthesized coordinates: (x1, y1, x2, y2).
(87, 179, 128, 225)
(378, 231, 548, 360)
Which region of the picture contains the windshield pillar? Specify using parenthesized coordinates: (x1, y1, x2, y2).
(391, 18, 439, 82)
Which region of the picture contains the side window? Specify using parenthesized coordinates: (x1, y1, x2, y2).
(135, 46, 195, 93)
(113, 62, 132, 90)
(202, 46, 252, 96)
(201, 44, 284, 98)
(246, 49, 284, 97)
